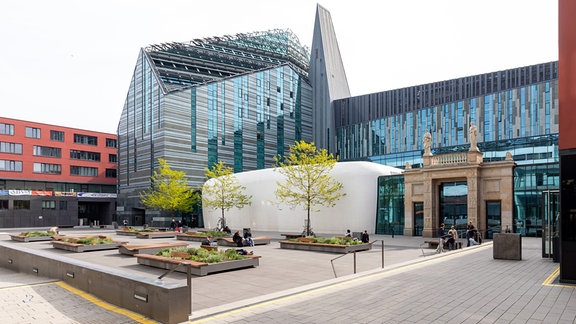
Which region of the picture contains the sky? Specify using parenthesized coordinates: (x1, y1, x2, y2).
(0, 0, 558, 134)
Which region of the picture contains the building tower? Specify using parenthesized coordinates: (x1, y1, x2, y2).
(117, 29, 313, 226)
(310, 4, 351, 153)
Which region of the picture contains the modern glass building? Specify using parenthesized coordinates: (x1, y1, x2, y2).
(332, 62, 559, 237)
(117, 29, 313, 226)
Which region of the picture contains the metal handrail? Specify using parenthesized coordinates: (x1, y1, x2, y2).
(157, 262, 193, 316)
(330, 240, 384, 278)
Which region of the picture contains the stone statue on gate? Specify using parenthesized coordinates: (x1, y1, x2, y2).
(469, 122, 479, 152)
(423, 130, 432, 156)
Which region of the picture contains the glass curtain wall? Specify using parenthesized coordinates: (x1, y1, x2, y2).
(376, 175, 404, 235)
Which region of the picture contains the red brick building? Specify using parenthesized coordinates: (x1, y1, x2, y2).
(0, 117, 117, 228)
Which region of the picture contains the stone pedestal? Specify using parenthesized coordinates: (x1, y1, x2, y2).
(493, 233, 522, 260)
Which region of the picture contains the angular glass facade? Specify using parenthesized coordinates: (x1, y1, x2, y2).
(117, 30, 313, 226)
(335, 62, 559, 236)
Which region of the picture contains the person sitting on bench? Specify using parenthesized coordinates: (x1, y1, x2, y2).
(447, 225, 458, 250)
(201, 236, 216, 246)
(233, 231, 244, 247)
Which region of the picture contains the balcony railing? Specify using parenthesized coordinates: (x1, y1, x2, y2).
(430, 152, 468, 165)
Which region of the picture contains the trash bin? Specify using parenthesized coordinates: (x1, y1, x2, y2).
(112, 221, 118, 229)
(493, 233, 522, 260)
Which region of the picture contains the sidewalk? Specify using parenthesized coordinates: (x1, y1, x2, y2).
(0, 228, 572, 324)
(189, 237, 572, 324)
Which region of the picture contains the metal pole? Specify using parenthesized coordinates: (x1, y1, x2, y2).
(353, 251, 357, 274)
(186, 264, 192, 316)
(381, 239, 384, 269)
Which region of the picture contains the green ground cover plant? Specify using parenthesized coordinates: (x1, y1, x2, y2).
(155, 247, 247, 263)
(19, 231, 52, 237)
(291, 236, 364, 245)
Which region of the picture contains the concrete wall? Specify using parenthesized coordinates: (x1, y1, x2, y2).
(0, 241, 190, 324)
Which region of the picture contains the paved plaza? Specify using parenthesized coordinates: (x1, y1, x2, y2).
(0, 228, 574, 324)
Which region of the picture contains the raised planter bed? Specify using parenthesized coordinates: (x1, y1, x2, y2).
(136, 231, 179, 239)
(118, 242, 189, 256)
(279, 240, 373, 254)
(216, 237, 271, 246)
(135, 253, 260, 276)
(176, 232, 231, 242)
(115, 227, 164, 236)
(51, 236, 126, 252)
(10, 233, 55, 242)
(115, 230, 139, 236)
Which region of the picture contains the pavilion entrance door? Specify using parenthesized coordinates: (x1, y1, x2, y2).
(542, 190, 559, 259)
(439, 181, 468, 237)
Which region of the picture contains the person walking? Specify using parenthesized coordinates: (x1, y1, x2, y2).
(436, 223, 446, 254)
(466, 221, 476, 247)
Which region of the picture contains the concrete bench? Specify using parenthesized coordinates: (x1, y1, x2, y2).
(216, 236, 271, 246)
(422, 240, 462, 251)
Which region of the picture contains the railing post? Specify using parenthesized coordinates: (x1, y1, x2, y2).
(353, 251, 357, 274)
(381, 239, 384, 268)
(187, 263, 192, 316)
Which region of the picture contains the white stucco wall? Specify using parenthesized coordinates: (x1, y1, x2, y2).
(201, 161, 403, 235)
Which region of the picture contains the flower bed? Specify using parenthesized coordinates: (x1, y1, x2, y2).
(10, 231, 55, 242)
(280, 237, 373, 254)
(135, 247, 260, 276)
(51, 235, 126, 252)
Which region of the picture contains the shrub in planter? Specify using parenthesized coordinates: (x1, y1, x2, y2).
(155, 247, 247, 263)
(19, 231, 53, 237)
(64, 237, 114, 245)
(292, 236, 363, 245)
(188, 230, 229, 237)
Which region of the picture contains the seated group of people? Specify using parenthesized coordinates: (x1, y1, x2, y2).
(201, 234, 253, 255)
(233, 229, 254, 247)
(344, 229, 371, 243)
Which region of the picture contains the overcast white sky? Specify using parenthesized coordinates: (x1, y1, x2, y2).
(0, 0, 558, 134)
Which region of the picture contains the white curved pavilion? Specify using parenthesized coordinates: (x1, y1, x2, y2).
(202, 161, 403, 235)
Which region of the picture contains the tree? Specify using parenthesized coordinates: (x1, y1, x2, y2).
(274, 140, 345, 236)
(140, 158, 199, 221)
(201, 161, 252, 230)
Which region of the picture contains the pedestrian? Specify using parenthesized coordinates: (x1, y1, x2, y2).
(361, 230, 370, 243)
(436, 223, 446, 254)
(169, 218, 176, 231)
(466, 221, 476, 247)
(447, 225, 458, 250)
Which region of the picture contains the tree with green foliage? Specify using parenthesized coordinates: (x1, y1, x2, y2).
(140, 158, 199, 220)
(201, 161, 252, 230)
(274, 140, 345, 236)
